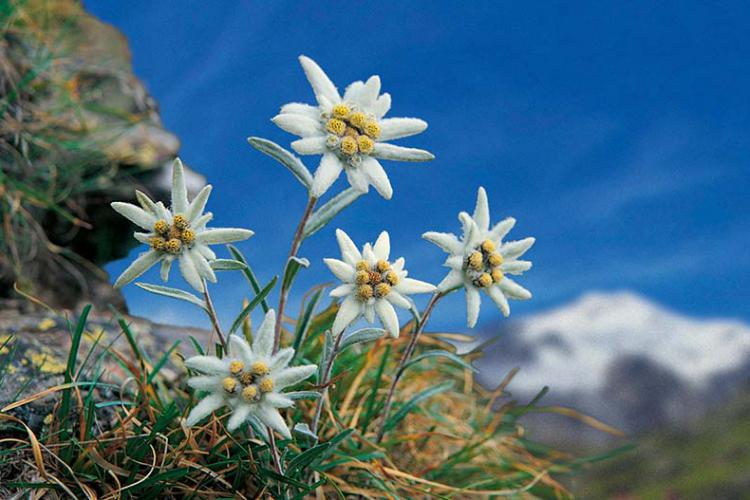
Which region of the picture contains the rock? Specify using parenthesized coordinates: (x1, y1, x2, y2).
(0, 0, 204, 310)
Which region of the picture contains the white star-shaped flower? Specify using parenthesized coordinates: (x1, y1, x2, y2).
(184, 309, 316, 438)
(423, 187, 535, 328)
(325, 229, 435, 338)
(272, 55, 434, 200)
(111, 158, 254, 291)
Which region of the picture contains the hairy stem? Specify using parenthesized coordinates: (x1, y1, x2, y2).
(375, 291, 444, 443)
(202, 282, 227, 353)
(310, 330, 345, 434)
(273, 195, 318, 353)
(268, 430, 284, 476)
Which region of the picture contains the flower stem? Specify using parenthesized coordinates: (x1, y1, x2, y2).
(375, 291, 445, 443)
(273, 195, 318, 353)
(310, 330, 345, 434)
(202, 281, 228, 353)
(268, 429, 284, 476)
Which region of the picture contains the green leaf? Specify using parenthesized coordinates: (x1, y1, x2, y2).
(147, 340, 181, 384)
(227, 244, 270, 313)
(58, 304, 91, 452)
(303, 188, 363, 238)
(402, 349, 476, 373)
(286, 391, 321, 400)
(134, 282, 206, 310)
(228, 276, 278, 336)
(292, 288, 324, 360)
(282, 256, 310, 290)
(384, 381, 454, 432)
(287, 442, 332, 474)
(248, 136, 313, 189)
(209, 258, 248, 271)
(318, 330, 334, 382)
(340, 328, 385, 351)
(293, 422, 319, 442)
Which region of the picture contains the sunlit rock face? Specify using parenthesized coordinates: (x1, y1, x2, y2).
(0, 0, 203, 310)
(477, 291, 750, 445)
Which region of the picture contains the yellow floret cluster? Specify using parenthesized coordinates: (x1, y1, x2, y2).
(220, 359, 276, 403)
(326, 103, 380, 157)
(355, 259, 399, 301)
(149, 214, 195, 254)
(466, 239, 505, 288)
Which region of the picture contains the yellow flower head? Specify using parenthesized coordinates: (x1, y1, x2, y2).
(357, 135, 374, 154)
(181, 229, 196, 245)
(491, 269, 505, 283)
(488, 252, 503, 267)
(481, 240, 496, 253)
(229, 360, 245, 375)
(363, 120, 381, 139)
(467, 251, 484, 271)
(375, 282, 391, 297)
(258, 377, 274, 393)
(357, 284, 374, 300)
(223, 377, 238, 393)
(173, 214, 189, 230)
(153, 219, 169, 235)
(476, 273, 493, 288)
(349, 111, 367, 129)
(385, 271, 400, 286)
(332, 104, 350, 119)
(326, 118, 346, 136)
(242, 385, 258, 402)
(340, 136, 359, 155)
(251, 361, 270, 377)
(149, 237, 166, 251)
(355, 270, 370, 284)
(165, 238, 182, 254)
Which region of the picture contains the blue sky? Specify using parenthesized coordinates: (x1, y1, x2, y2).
(93, 1, 750, 330)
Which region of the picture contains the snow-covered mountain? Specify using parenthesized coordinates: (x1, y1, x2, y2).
(476, 291, 750, 437)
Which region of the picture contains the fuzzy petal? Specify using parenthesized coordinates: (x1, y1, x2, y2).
(253, 309, 277, 359)
(193, 213, 213, 231)
(229, 334, 254, 364)
(197, 228, 254, 245)
(473, 187, 490, 232)
(346, 166, 369, 192)
(187, 376, 221, 391)
(299, 55, 340, 106)
(500, 237, 535, 260)
(291, 136, 327, 155)
(423, 231, 463, 254)
(160, 257, 173, 282)
(135, 190, 158, 215)
(185, 356, 227, 375)
(364, 303, 375, 323)
(397, 277, 436, 295)
(332, 295, 362, 335)
(179, 252, 204, 291)
(187, 185, 212, 223)
(330, 283, 354, 298)
(466, 286, 481, 328)
(486, 285, 511, 317)
(336, 229, 362, 263)
(374, 93, 391, 119)
(311, 153, 344, 198)
(437, 269, 464, 292)
(111, 202, 157, 230)
(373, 231, 390, 261)
(375, 299, 400, 338)
(460, 213, 482, 248)
(274, 365, 316, 390)
(343, 80, 364, 103)
(255, 404, 292, 439)
(186, 393, 224, 426)
(385, 290, 411, 309)
(324, 258, 355, 281)
(361, 157, 392, 199)
(264, 393, 295, 408)
(171, 158, 189, 215)
(378, 118, 428, 141)
(227, 404, 252, 431)
(502, 260, 532, 275)
(498, 277, 532, 300)
(280, 102, 320, 119)
(372, 143, 434, 162)
(114, 250, 161, 288)
(191, 251, 216, 283)
(271, 348, 294, 371)
(272, 113, 322, 138)
(488, 217, 517, 242)
(358, 75, 381, 109)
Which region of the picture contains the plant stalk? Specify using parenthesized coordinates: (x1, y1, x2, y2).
(273, 195, 317, 353)
(310, 330, 345, 434)
(202, 282, 228, 352)
(375, 291, 444, 443)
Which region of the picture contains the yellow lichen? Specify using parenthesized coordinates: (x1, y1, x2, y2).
(30, 352, 67, 373)
(37, 318, 56, 331)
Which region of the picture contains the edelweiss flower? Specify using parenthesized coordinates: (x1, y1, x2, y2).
(423, 187, 534, 327)
(273, 55, 434, 199)
(111, 158, 254, 291)
(325, 229, 435, 338)
(184, 310, 316, 438)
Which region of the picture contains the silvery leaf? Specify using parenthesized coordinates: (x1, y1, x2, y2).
(248, 137, 313, 189)
(135, 282, 206, 310)
(303, 188, 363, 238)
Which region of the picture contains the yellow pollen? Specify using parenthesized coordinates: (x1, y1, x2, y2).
(165, 238, 182, 254)
(476, 273, 493, 288)
(356, 135, 374, 154)
(239, 371, 254, 385)
(168, 226, 182, 240)
(229, 360, 244, 375)
(149, 237, 166, 251)
(488, 252, 504, 267)
(374, 282, 391, 297)
(181, 229, 195, 245)
(242, 385, 258, 402)
(385, 271, 399, 285)
(258, 377, 274, 393)
(363, 120, 381, 139)
(332, 104, 351, 118)
(481, 240, 496, 253)
(173, 214, 189, 230)
(356, 260, 370, 271)
(491, 269, 505, 283)
(223, 377, 238, 393)
(349, 111, 367, 129)
(376, 260, 390, 272)
(355, 270, 370, 284)
(357, 284, 374, 300)
(340, 136, 358, 155)
(468, 251, 484, 271)
(368, 271, 383, 284)
(326, 118, 347, 136)
(251, 361, 270, 376)
(153, 219, 169, 235)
